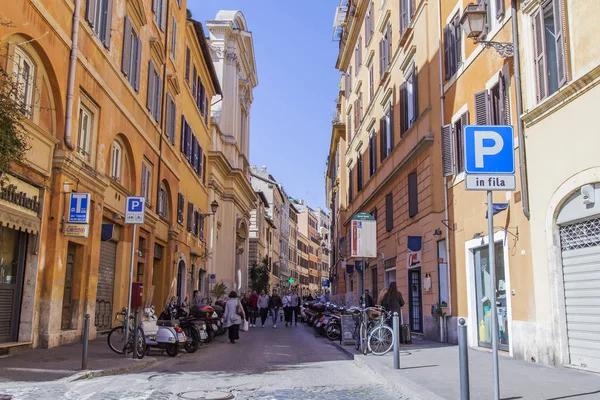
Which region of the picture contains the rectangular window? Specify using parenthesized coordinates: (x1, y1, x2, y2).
(192, 66, 197, 98)
(202, 154, 207, 184)
(146, 61, 162, 122)
(177, 193, 185, 225)
(187, 202, 194, 232)
(77, 105, 93, 160)
(385, 193, 393, 232)
(400, 64, 418, 136)
(121, 17, 141, 90)
(365, 1, 374, 43)
(86, 0, 113, 47)
(443, 13, 462, 79)
(192, 136, 200, 173)
(185, 47, 191, 83)
(368, 64, 374, 103)
(193, 209, 199, 236)
(170, 17, 177, 60)
(153, 0, 167, 31)
(186, 124, 193, 162)
(532, 0, 566, 102)
(408, 171, 418, 217)
(198, 145, 204, 179)
(379, 23, 392, 78)
(355, 37, 362, 74)
(368, 130, 377, 176)
(357, 153, 364, 192)
(141, 162, 152, 203)
(454, 112, 469, 174)
(380, 105, 394, 161)
(158, 185, 168, 218)
(165, 94, 176, 144)
(400, 0, 416, 36)
(111, 141, 122, 181)
(348, 167, 354, 204)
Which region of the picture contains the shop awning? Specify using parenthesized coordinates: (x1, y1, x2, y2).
(0, 205, 41, 235)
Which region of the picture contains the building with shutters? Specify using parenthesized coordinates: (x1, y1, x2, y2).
(515, 0, 600, 369)
(205, 11, 258, 296)
(0, 1, 220, 349)
(331, 0, 447, 340)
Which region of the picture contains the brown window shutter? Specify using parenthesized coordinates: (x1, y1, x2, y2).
(347, 114, 352, 141)
(180, 116, 187, 153)
(441, 124, 454, 177)
(399, 82, 407, 136)
(187, 202, 194, 231)
(498, 71, 510, 125)
(385, 193, 393, 232)
(400, 0, 407, 35)
(474, 90, 490, 125)
(369, 65, 374, 100)
(185, 47, 190, 83)
(408, 172, 418, 217)
(379, 118, 386, 161)
(443, 26, 449, 79)
(413, 65, 419, 124)
(134, 37, 142, 91)
(379, 39, 384, 78)
(532, 7, 547, 102)
(103, 0, 114, 48)
(86, 0, 97, 26)
(459, 111, 469, 173)
(389, 105, 395, 150)
(552, 0, 567, 87)
(495, 0, 504, 19)
(147, 61, 155, 112)
(122, 17, 132, 76)
(454, 15, 462, 66)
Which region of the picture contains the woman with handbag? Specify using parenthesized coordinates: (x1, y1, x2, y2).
(223, 291, 246, 344)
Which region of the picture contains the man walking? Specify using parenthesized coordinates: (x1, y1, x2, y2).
(290, 289, 300, 326)
(258, 290, 270, 328)
(269, 290, 283, 328)
(283, 290, 292, 327)
(250, 290, 259, 327)
(361, 289, 375, 308)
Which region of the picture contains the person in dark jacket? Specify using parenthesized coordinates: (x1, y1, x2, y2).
(381, 282, 405, 319)
(268, 290, 283, 328)
(360, 290, 375, 308)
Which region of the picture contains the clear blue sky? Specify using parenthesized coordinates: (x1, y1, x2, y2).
(191, 1, 340, 210)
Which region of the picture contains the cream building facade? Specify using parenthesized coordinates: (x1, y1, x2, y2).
(206, 11, 258, 295)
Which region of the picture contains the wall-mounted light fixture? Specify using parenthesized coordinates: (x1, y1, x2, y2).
(460, 3, 514, 58)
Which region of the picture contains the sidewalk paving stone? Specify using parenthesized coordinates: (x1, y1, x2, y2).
(334, 337, 600, 400)
(0, 338, 156, 383)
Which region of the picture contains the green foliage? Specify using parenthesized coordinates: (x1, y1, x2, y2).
(249, 256, 270, 294)
(0, 65, 29, 176)
(211, 282, 227, 300)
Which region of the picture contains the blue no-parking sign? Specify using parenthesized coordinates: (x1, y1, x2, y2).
(464, 125, 516, 191)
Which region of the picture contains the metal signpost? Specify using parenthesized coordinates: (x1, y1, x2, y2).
(124, 197, 145, 351)
(350, 212, 377, 308)
(464, 125, 515, 400)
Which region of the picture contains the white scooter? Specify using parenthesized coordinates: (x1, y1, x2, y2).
(141, 305, 184, 357)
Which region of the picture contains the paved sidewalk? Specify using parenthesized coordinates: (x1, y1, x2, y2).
(0, 338, 156, 383)
(336, 338, 600, 400)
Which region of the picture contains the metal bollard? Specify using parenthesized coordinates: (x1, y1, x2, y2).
(458, 318, 470, 400)
(132, 309, 139, 359)
(82, 314, 90, 370)
(393, 312, 400, 370)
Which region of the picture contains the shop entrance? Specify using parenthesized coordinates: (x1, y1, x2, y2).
(0, 227, 28, 343)
(408, 268, 423, 333)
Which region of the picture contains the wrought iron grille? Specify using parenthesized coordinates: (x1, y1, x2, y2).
(559, 217, 600, 251)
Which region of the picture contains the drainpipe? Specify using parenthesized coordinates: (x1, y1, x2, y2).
(511, 0, 530, 219)
(156, 0, 170, 209)
(437, 0, 453, 319)
(63, 0, 81, 151)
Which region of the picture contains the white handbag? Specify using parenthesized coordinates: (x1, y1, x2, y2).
(241, 320, 249, 331)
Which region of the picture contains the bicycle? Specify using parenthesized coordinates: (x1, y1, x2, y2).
(352, 306, 381, 355)
(367, 310, 394, 355)
(107, 307, 144, 357)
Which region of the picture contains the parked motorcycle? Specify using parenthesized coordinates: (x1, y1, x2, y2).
(172, 304, 208, 353)
(190, 304, 224, 342)
(156, 302, 188, 357)
(141, 305, 183, 357)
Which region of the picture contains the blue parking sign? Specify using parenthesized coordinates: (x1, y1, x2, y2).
(464, 125, 514, 174)
(125, 197, 145, 224)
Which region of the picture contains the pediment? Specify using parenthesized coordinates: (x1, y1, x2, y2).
(167, 74, 181, 95)
(127, 0, 147, 27)
(149, 37, 165, 65)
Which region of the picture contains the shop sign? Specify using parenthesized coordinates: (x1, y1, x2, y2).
(407, 250, 421, 269)
(0, 175, 41, 215)
(64, 223, 89, 238)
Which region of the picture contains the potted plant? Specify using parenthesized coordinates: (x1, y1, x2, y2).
(211, 282, 227, 302)
(432, 302, 447, 342)
(1, 262, 13, 284)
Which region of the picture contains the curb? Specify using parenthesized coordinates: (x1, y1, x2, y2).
(67, 357, 157, 382)
(331, 341, 445, 400)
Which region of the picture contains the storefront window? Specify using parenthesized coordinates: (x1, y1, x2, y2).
(474, 242, 509, 350)
(0, 227, 18, 284)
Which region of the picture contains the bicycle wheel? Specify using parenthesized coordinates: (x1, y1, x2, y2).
(368, 325, 394, 355)
(107, 326, 125, 354)
(123, 327, 145, 359)
(360, 322, 368, 355)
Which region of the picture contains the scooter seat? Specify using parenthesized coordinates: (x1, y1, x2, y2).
(157, 319, 179, 327)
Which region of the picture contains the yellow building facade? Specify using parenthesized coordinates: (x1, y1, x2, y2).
(0, 0, 218, 349)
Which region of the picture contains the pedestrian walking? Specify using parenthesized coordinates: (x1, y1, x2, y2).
(290, 289, 300, 326)
(360, 289, 375, 308)
(283, 290, 292, 327)
(381, 282, 405, 332)
(269, 290, 282, 328)
(241, 292, 251, 324)
(250, 290, 259, 327)
(223, 291, 245, 344)
(258, 290, 270, 327)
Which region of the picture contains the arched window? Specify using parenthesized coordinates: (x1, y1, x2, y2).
(13, 46, 35, 115)
(158, 183, 168, 219)
(110, 141, 122, 181)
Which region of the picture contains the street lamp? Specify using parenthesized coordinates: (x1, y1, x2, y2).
(460, 3, 513, 58)
(199, 200, 219, 217)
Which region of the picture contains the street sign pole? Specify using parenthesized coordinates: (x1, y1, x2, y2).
(124, 223, 137, 352)
(487, 190, 500, 400)
(362, 257, 366, 308)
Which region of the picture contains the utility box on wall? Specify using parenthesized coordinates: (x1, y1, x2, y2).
(131, 282, 143, 308)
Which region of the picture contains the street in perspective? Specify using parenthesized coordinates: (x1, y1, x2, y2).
(1, 0, 600, 399)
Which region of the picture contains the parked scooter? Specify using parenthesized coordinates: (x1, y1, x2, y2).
(156, 301, 188, 357)
(173, 303, 208, 352)
(141, 305, 183, 357)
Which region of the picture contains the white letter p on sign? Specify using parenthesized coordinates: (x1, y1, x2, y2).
(474, 130, 503, 168)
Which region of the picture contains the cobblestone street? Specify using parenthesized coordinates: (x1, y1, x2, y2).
(0, 322, 404, 400)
